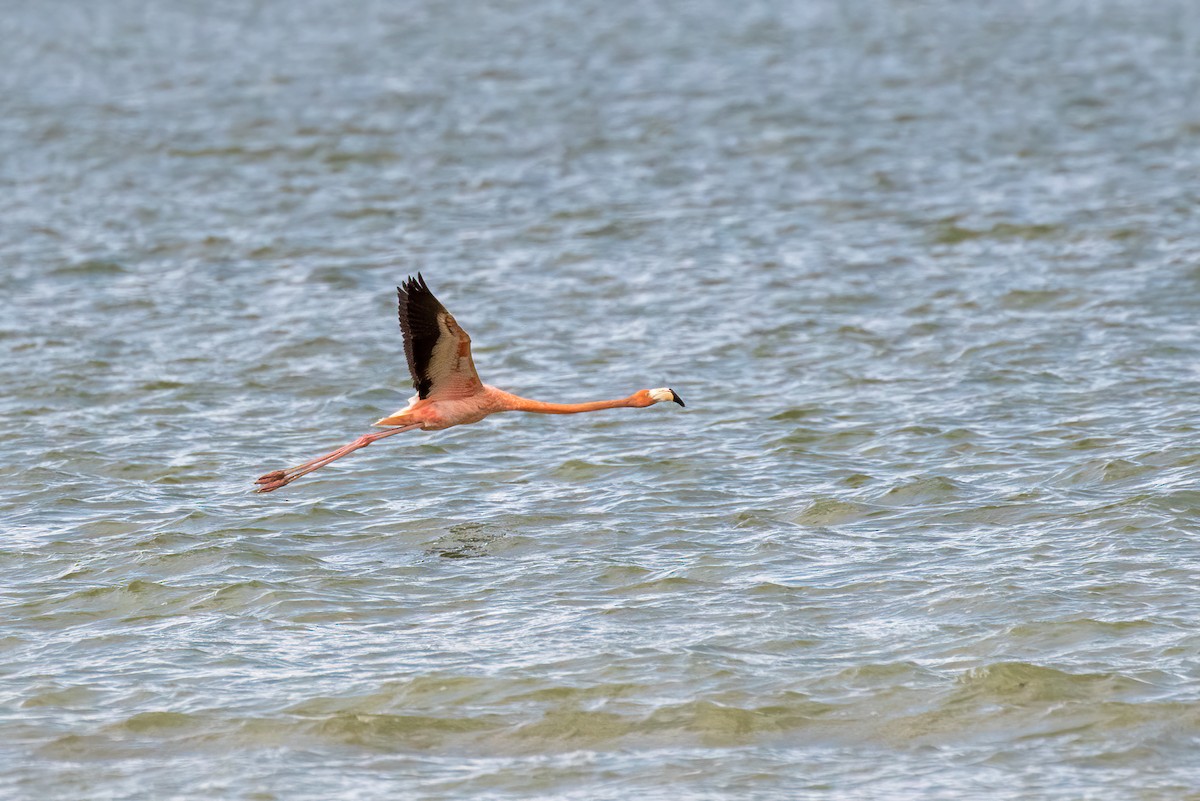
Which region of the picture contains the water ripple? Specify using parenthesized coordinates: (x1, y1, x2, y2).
(4, 0, 1200, 799)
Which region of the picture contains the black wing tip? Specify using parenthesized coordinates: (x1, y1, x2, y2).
(399, 273, 432, 297)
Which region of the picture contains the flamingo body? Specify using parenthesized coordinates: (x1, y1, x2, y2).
(375, 388, 507, 430)
(255, 275, 683, 492)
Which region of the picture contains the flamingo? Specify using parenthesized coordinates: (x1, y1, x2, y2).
(255, 274, 685, 492)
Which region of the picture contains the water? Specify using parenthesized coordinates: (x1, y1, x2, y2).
(3, 0, 1200, 797)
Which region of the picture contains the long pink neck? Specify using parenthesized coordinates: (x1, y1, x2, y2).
(503, 392, 639, 415)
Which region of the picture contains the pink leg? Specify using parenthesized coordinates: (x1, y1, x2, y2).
(255, 435, 371, 484)
(255, 424, 421, 493)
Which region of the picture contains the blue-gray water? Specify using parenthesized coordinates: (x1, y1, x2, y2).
(3, 1, 1200, 798)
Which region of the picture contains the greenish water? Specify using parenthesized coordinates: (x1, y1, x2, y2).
(3, 1, 1200, 798)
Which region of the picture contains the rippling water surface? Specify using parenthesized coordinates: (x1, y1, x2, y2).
(3, 1, 1200, 798)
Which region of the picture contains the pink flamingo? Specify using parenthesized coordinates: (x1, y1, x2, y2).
(255, 274, 684, 492)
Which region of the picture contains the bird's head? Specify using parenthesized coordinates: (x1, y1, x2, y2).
(641, 387, 685, 407)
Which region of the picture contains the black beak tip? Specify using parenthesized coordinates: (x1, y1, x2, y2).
(670, 389, 685, 407)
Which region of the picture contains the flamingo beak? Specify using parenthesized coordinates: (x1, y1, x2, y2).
(669, 389, 685, 407)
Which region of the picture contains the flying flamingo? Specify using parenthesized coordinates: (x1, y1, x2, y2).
(255, 274, 685, 492)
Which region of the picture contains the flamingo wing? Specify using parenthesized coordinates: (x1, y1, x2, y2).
(397, 274, 483, 399)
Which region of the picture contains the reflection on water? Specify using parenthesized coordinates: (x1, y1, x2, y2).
(3, 0, 1200, 798)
